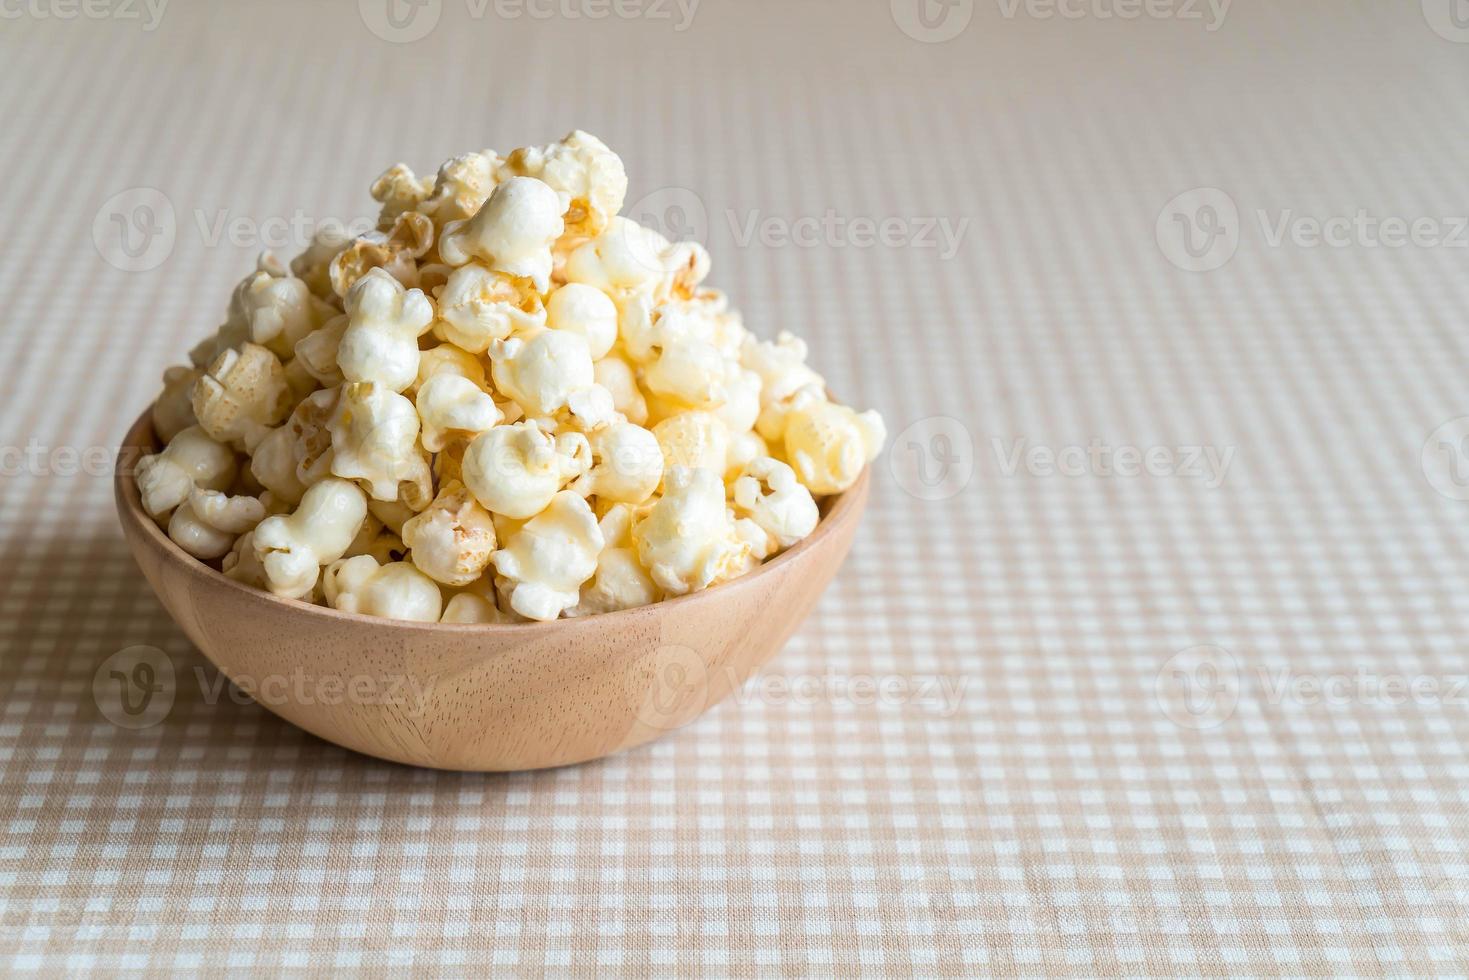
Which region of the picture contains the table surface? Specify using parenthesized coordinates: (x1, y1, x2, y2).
(4, 0, 1469, 974)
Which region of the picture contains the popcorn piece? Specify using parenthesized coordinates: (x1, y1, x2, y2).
(191, 343, 294, 452)
(713, 366, 762, 435)
(632, 466, 748, 596)
(323, 555, 443, 623)
(370, 163, 433, 230)
(731, 457, 819, 552)
(725, 429, 769, 482)
(250, 425, 307, 504)
(168, 488, 266, 560)
(286, 386, 339, 487)
(641, 326, 729, 410)
(652, 410, 729, 477)
(438, 176, 564, 291)
(291, 226, 352, 300)
(433, 263, 545, 353)
(418, 150, 501, 229)
(497, 130, 627, 238)
(492, 490, 604, 621)
(337, 268, 435, 392)
(415, 373, 502, 452)
(783, 398, 886, 495)
(593, 355, 648, 426)
(568, 504, 660, 617)
(328, 211, 434, 298)
(571, 421, 663, 505)
(489, 329, 594, 417)
(742, 331, 826, 409)
(461, 420, 589, 519)
(441, 590, 511, 624)
(292, 314, 349, 387)
(413, 342, 486, 392)
(252, 477, 369, 599)
(545, 284, 617, 360)
(237, 272, 328, 359)
(152, 365, 201, 443)
(223, 530, 267, 587)
(368, 498, 417, 536)
(401, 481, 497, 587)
(327, 381, 432, 503)
(564, 216, 671, 297)
(135, 426, 237, 520)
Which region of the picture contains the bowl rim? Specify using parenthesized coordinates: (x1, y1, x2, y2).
(116, 409, 871, 634)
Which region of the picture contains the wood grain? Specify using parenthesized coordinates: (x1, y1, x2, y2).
(114, 411, 872, 771)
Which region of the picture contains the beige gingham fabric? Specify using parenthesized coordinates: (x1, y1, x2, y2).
(4, 0, 1469, 974)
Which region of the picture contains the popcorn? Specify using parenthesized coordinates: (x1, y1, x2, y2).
(461, 420, 588, 519)
(545, 283, 617, 360)
(438, 176, 564, 291)
(252, 477, 369, 599)
(652, 410, 729, 477)
(593, 355, 648, 426)
(236, 272, 329, 359)
(418, 150, 500, 229)
(191, 343, 294, 452)
(141, 131, 884, 622)
(337, 268, 435, 392)
(370, 163, 433, 230)
(782, 398, 886, 495)
(433, 263, 544, 353)
(135, 425, 237, 520)
(168, 488, 266, 560)
(327, 381, 432, 503)
(489, 329, 595, 417)
(250, 425, 307, 505)
(492, 490, 603, 621)
(414, 374, 502, 452)
(328, 211, 434, 298)
(571, 421, 663, 504)
(568, 504, 660, 617)
(152, 365, 201, 443)
(285, 386, 339, 487)
(413, 342, 486, 392)
(292, 314, 349, 387)
(400, 480, 497, 586)
(632, 466, 747, 596)
(440, 589, 510, 624)
(291, 227, 352, 300)
(496, 130, 627, 238)
(731, 457, 819, 551)
(323, 555, 443, 623)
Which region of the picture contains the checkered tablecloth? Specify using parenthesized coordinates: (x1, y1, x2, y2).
(4, 0, 1469, 974)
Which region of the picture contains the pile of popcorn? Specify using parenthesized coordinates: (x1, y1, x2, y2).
(137, 131, 885, 623)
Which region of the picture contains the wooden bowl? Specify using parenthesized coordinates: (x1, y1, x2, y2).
(114, 411, 871, 771)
